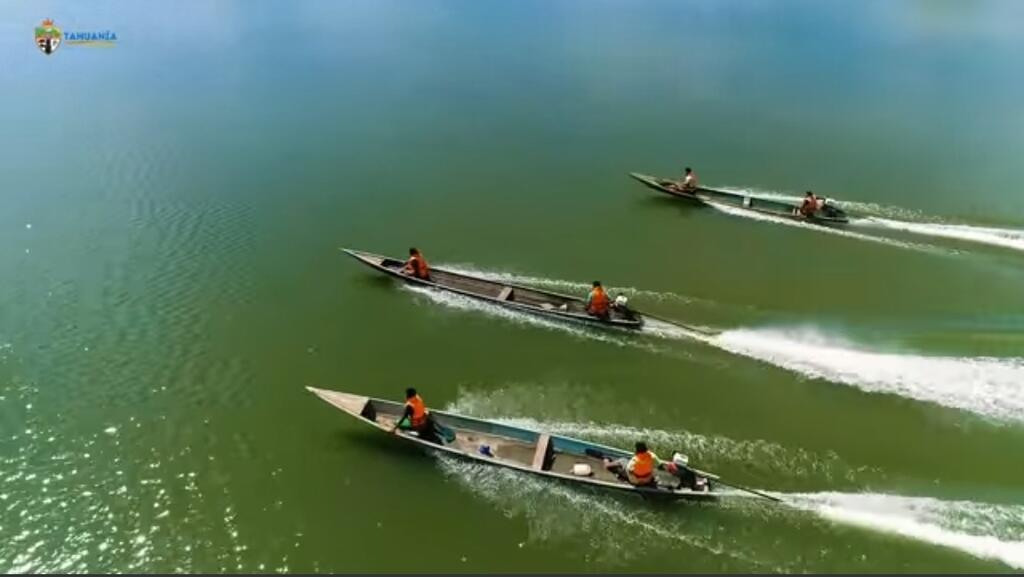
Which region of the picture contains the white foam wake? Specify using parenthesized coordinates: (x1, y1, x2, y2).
(408, 280, 1024, 422)
(438, 395, 1024, 570)
(712, 327, 1024, 422)
(436, 455, 776, 569)
(858, 217, 1024, 253)
(706, 202, 945, 253)
(716, 187, 927, 221)
(716, 187, 1024, 253)
(447, 383, 870, 482)
(401, 281, 715, 357)
(787, 492, 1024, 569)
(442, 410, 859, 483)
(431, 266, 718, 341)
(435, 415, 1024, 569)
(715, 186, 803, 204)
(401, 284, 669, 354)
(439, 264, 699, 304)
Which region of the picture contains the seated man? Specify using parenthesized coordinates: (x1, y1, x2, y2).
(391, 387, 440, 444)
(603, 441, 660, 487)
(798, 191, 819, 217)
(586, 281, 611, 319)
(663, 451, 711, 492)
(679, 167, 698, 192)
(401, 247, 431, 280)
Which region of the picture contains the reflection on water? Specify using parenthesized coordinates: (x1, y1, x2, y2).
(2, 0, 1024, 572)
(0, 381, 253, 573)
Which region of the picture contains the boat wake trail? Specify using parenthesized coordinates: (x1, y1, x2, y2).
(640, 317, 712, 341)
(401, 285, 670, 354)
(435, 266, 720, 342)
(716, 187, 1024, 253)
(437, 455, 776, 570)
(440, 264, 701, 305)
(499, 418, 863, 483)
(785, 492, 1024, 569)
(435, 405, 1024, 570)
(856, 217, 1024, 253)
(711, 327, 1024, 422)
(408, 280, 1024, 422)
(447, 393, 864, 484)
(718, 187, 927, 221)
(706, 202, 946, 253)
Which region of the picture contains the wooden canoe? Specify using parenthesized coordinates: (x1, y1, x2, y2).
(307, 386, 724, 500)
(630, 172, 850, 225)
(342, 248, 644, 329)
(629, 172, 704, 203)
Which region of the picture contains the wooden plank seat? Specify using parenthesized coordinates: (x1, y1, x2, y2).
(497, 286, 514, 301)
(532, 433, 553, 471)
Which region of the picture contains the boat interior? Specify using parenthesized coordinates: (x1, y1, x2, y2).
(373, 256, 640, 323)
(698, 188, 848, 222)
(361, 399, 690, 492)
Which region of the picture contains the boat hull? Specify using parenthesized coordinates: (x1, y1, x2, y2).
(342, 248, 643, 329)
(630, 172, 849, 225)
(699, 188, 850, 225)
(307, 386, 723, 501)
(629, 172, 703, 203)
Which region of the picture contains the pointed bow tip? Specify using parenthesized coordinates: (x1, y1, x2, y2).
(306, 387, 370, 415)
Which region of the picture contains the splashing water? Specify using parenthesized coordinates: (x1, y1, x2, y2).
(406, 276, 1024, 422)
(430, 404, 1024, 571)
(436, 455, 779, 570)
(706, 202, 948, 253)
(786, 492, 1024, 570)
(447, 384, 873, 486)
(441, 454, 1024, 570)
(714, 187, 1024, 253)
(402, 265, 1023, 423)
(401, 284, 685, 356)
(712, 327, 1024, 422)
(467, 418, 862, 485)
(439, 263, 701, 305)
(403, 268, 712, 344)
(858, 217, 1024, 253)
(716, 188, 926, 221)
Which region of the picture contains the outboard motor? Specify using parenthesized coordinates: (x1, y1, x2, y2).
(820, 199, 843, 219)
(667, 452, 710, 492)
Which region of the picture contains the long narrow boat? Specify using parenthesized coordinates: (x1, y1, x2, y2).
(628, 172, 704, 203)
(343, 248, 644, 329)
(306, 386, 765, 501)
(629, 172, 850, 225)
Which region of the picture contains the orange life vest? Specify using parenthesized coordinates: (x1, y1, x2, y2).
(409, 254, 430, 279)
(632, 451, 655, 480)
(406, 395, 428, 428)
(589, 287, 610, 315)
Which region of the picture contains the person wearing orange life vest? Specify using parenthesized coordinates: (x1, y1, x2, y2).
(603, 441, 661, 487)
(402, 247, 431, 280)
(798, 191, 819, 217)
(586, 281, 611, 319)
(391, 387, 440, 443)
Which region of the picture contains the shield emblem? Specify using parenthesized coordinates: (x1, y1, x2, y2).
(35, 19, 62, 55)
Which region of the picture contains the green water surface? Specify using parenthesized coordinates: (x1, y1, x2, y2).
(2, 0, 1024, 572)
